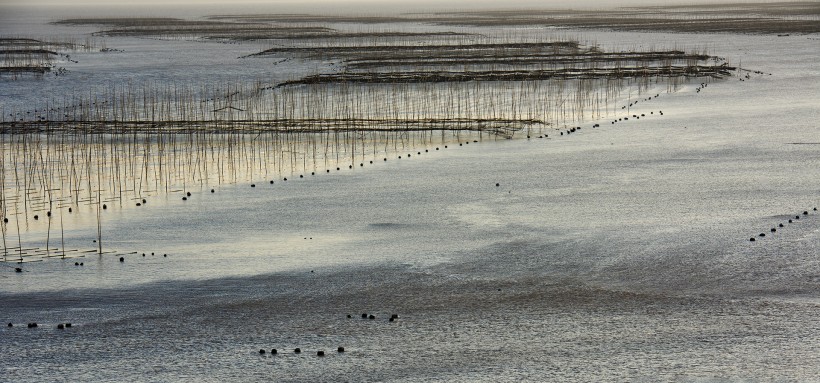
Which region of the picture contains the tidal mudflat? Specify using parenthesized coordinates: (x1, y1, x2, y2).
(1, 2, 819, 381)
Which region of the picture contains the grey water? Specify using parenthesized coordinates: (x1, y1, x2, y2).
(2, 4, 820, 382)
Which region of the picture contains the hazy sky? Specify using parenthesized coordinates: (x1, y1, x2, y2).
(0, 0, 784, 8)
(0, 0, 798, 19)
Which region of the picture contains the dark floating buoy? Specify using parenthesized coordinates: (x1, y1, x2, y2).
(779, 223, 784, 227)
(795, 216, 800, 219)
(327, 169, 330, 173)
(349, 165, 353, 169)
(444, 145, 448, 148)
(47, 211, 52, 216)
(389, 317, 394, 322)
(368, 314, 376, 320)
(384, 158, 387, 161)
(436, 147, 439, 150)
(789, 219, 792, 223)
(16, 267, 22, 272)
(64, 323, 71, 328)
(182, 197, 187, 201)
(391, 314, 399, 319)
(57, 323, 64, 329)
(259, 349, 266, 354)
(361, 313, 367, 318)
(27, 322, 37, 328)
(80, 263, 83, 266)
(311, 172, 315, 175)
(398, 156, 402, 158)
(142, 199, 147, 204)
(814, 207, 817, 211)
(284, 177, 288, 181)
(294, 348, 301, 354)
(317, 351, 325, 357)
(3, 217, 8, 223)
(163, 254, 167, 257)
(270, 180, 274, 184)
(34, 215, 39, 220)
(186, 192, 191, 197)
(251, 184, 255, 187)
(75, 262, 79, 265)
(7, 323, 12, 327)
(211, 189, 215, 193)
(759, 233, 765, 237)
(337, 346, 345, 353)
(300, 174, 304, 178)
(136, 202, 141, 206)
(750, 237, 756, 241)
(119, 257, 124, 262)
(496, 183, 500, 187)
(803, 211, 808, 215)
(771, 228, 776, 232)
(271, 349, 277, 355)
(347, 314, 352, 318)
(369, 161, 373, 164)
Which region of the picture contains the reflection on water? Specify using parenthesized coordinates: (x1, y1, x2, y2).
(2, 5, 820, 383)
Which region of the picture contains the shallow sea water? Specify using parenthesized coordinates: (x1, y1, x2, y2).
(1, 6, 820, 382)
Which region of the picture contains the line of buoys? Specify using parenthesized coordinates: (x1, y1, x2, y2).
(750, 208, 815, 241)
(258, 347, 343, 356)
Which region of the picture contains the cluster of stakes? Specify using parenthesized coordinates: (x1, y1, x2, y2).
(750, 208, 817, 242)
